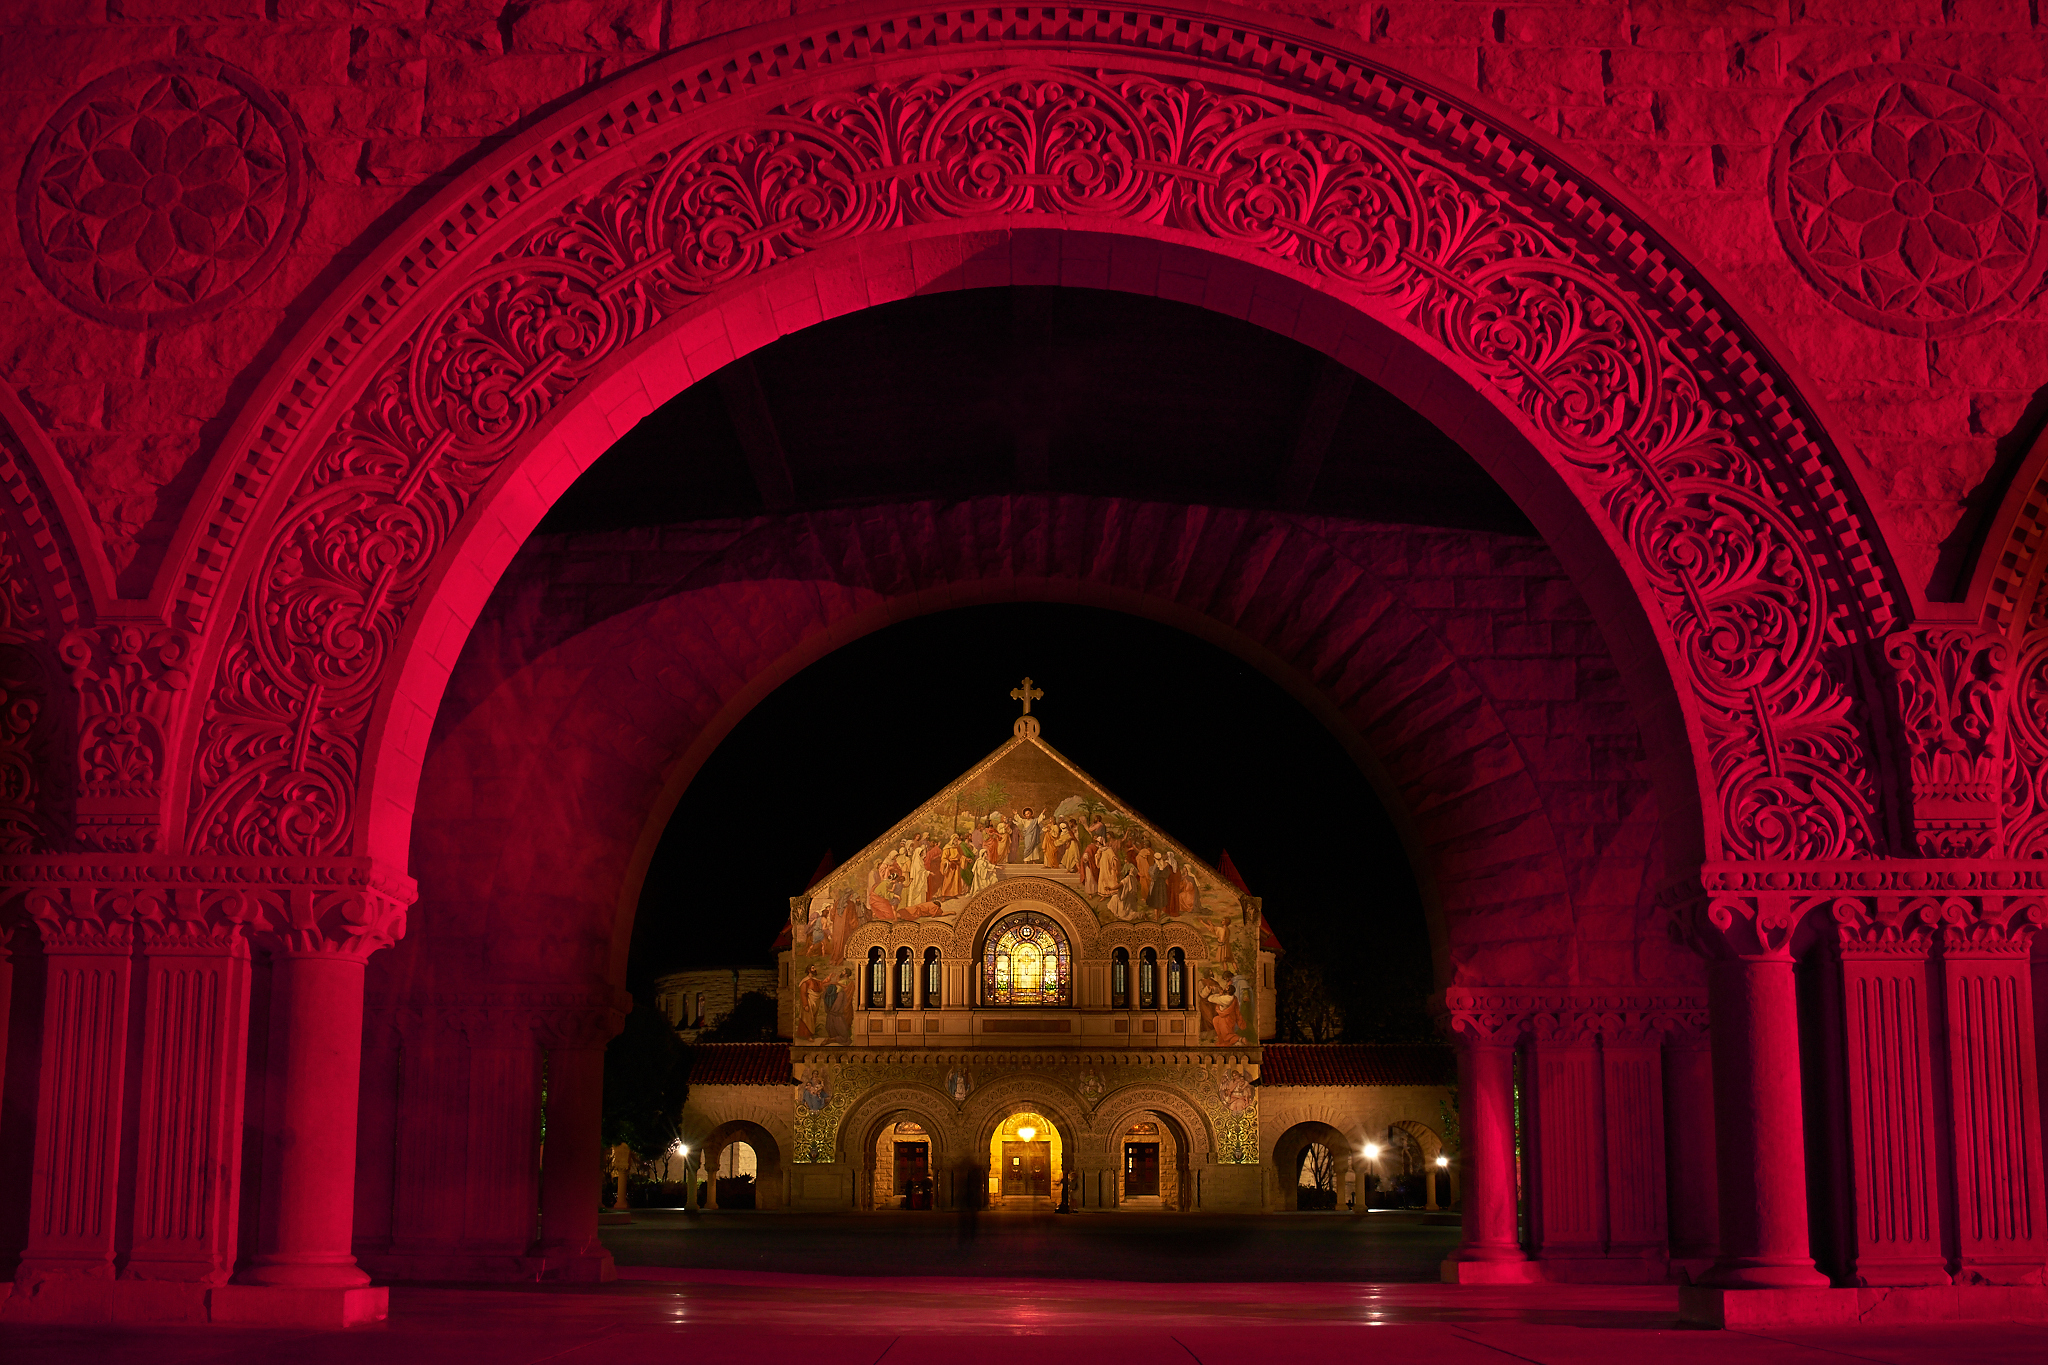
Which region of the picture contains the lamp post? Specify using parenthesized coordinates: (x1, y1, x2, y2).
(1433, 1153, 1449, 1211)
(1362, 1142, 1380, 1211)
(678, 1143, 692, 1213)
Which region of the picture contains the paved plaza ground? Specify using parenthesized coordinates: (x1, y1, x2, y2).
(601, 1208, 1465, 1280)
(2, 1212, 2039, 1363)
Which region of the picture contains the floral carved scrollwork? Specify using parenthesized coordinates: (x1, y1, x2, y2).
(1886, 626, 2008, 857)
(0, 522, 51, 854)
(2001, 583, 2048, 857)
(60, 624, 193, 852)
(190, 43, 1883, 862)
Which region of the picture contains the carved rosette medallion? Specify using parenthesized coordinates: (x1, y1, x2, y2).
(18, 58, 305, 330)
(1772, 63, 2048, 337)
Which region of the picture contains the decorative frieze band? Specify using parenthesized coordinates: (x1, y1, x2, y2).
(1680, 883, 2044, 960)
(2, 853, 415, 958)
(1438, 987, 1709, 1046)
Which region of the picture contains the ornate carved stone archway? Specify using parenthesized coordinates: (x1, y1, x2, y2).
(153, 2, 1905, 876)
(833, 1083, 961, 1167)
(1091, 1085, 1214, 1162)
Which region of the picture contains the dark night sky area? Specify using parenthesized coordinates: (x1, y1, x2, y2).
(627, 601, 1436, 1041)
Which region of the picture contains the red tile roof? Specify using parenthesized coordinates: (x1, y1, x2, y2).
(1259, 917, 1283, 953)
(685, 1042, 790, 1087)
(1259, 1044, 1455, 1087)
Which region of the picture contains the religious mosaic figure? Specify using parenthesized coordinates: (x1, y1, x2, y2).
(945, 1068, 972, 1103)
(824, 969, 854, 1043)
(1013, 807, 1042, 862)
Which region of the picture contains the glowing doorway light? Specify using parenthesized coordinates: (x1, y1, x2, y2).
(1017, 1125, 1037, 1142)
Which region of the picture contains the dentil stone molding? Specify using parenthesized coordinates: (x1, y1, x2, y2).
(179, 4, 1892, 869)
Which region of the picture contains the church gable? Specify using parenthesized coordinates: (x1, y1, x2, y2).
(787, 709, 1261, 1047)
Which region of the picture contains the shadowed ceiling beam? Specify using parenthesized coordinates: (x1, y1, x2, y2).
(715, 357, 797, 512)
(1277, 358, 1357, 509)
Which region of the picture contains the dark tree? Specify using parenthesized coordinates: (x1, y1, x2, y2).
(602, 1003, 690, 1159)
(1279, 960, 1344, 1042)
(702, 991, 779, 1042)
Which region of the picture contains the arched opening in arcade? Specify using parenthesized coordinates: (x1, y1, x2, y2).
(356, 269, 1693, 1278)
(863, 1114, 944, 1212)
(6, 2, 2043, 1333)
(986, 1111, 1066, 1211)
(699, 1121, 782, 1212)
(1273, 1122, 1351, 1214)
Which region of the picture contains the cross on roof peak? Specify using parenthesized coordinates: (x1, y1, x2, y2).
(1009, 676, 1043, 716)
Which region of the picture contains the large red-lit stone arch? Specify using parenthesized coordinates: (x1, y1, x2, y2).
(154, 6, 1904, 877)
(5, 0, 2046, 1330)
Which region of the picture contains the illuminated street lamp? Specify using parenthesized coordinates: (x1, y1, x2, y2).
(1435, 1154, 1448, 1169)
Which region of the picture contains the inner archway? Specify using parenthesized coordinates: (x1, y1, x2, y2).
(1274, 1121, 1353, 1214)
(988, 1112, 1064, 1211)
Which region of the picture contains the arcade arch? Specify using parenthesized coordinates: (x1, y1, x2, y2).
(13, 1, 2016, 1318)
(1273, 1121, 1352, 1214)
(698, 1120, 783, 1212)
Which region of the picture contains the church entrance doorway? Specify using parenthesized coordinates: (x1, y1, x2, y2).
(895, 1141, 932, 1210)
(988, 1112, 1064, 1210)
(1112, 1114, 1189, 1210)
(1003, 1144, 1050, 1199)
(1125, 1144, 1160, 1198)
(866, 1117, 941, 1212)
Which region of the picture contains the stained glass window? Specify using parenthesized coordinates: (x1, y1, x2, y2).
(982, 910, 1071, 1007)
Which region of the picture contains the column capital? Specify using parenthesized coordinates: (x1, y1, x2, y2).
(1883, 625, 2008, 858)
(2, 854, 415, 959)
(23, 884, 136, 952)
(1928, 893, 2045, 955)
(257, 886, 408, 959)
(1827, 894, 1937, 956)
(57, 623, 198, 854)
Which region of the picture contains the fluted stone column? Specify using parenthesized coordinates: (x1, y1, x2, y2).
(13, 888, 135, 1308)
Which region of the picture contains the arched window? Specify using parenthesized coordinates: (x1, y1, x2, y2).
(981, 910, 1072, 1007)
(693, 990, 705, 1026)
(894, 947, 914, 1009)
(1111, 948, 1130, 1010)
(1167, 948, 1186, 1009)
(1139, 948, 1158, 1010)
(922, 948, 942, 1008)
(866, 947, 886, 1009)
